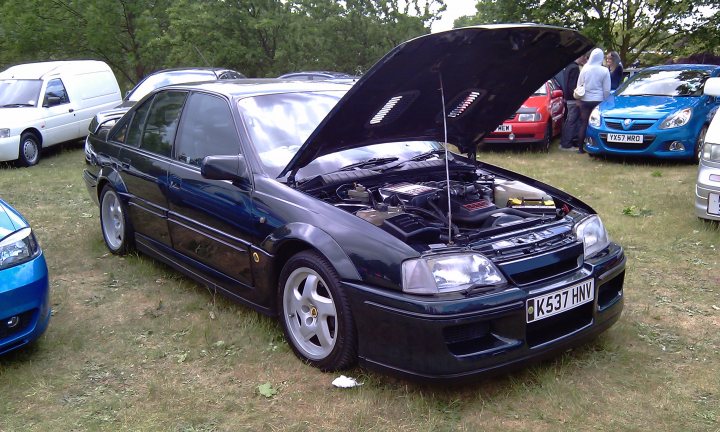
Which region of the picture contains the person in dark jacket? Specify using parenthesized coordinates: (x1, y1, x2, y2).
(606, 51, 624, 90)
(559, 53, 589, 150)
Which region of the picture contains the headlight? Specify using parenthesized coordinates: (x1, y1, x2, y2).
(659, 108, 692, 129)
(589, 107, 601, 128)
(0, 228, 40, 270)
(702, 142, 720, 162)
(0, 128, 10, 139)
(402, 253, 506, 295)
(573, 215, 610, 258)
(517, 110, 541, 122)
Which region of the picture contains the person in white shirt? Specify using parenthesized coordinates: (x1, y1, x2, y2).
(576, 48, 610, 153)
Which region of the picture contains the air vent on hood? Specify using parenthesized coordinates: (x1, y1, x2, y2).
(368, 91, 418, 126)
(448, 91, 481, 118)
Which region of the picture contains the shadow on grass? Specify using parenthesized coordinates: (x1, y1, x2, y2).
(0, 139, 85, 170)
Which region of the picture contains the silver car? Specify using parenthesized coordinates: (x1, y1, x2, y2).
(696, 77, 720, 221)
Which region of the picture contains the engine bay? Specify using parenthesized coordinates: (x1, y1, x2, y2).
(320, 171, 571, 248)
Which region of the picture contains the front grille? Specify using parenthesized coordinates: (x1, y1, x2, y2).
(496, 242, 583, 285)
(526, 302, 593, 347)
(0, 310, 35, 340)
(605, 120, 656, 131)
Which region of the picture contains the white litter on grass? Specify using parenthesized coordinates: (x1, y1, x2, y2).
(332, 375, 363, 388)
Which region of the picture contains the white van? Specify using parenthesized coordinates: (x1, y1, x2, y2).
(0, 60, 121, 166)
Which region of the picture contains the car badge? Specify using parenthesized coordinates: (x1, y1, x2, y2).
(623, 118, 632, 128)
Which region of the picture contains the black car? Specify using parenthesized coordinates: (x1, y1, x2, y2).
(83, 25, 625, 381)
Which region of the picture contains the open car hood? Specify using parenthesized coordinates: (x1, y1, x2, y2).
(279, 24, 592, 178)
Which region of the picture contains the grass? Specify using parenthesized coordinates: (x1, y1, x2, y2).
(1, 142, 719, 431)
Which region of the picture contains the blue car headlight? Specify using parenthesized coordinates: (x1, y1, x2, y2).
(589, 107, 601, 128)
(0, 227, 40, 270)
(659, 108, 692, 129)
(402, 252, 506, 295)
(573, 215, 610, 258)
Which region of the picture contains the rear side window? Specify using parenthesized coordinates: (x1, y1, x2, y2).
(174, 93, 239, 167)
(140, 91, 188, 157)
(123, 96, 154, 147)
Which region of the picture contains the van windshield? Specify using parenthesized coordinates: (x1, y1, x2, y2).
(0, 79, 42, 107)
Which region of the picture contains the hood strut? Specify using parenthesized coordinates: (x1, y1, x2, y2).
(439, 73, 453, 245)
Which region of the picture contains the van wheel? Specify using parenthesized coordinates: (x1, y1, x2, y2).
(18, 132, 41, 167)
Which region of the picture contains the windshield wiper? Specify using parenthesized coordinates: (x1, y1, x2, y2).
(336, 157, 398, 171)
(1, 103, 35, 107)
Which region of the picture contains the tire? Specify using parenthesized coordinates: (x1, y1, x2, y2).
(99, 186, 134, 255)
(278, 250, 357, 371)
(538, 122, 552, 152)
(18, 132, 41, 167)
(694, 125, 708, 163)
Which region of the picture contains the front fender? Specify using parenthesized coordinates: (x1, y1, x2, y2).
(261, 222, 361, 281)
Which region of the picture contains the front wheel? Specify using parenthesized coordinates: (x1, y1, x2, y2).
(278, 250, 357, 371)
(99, 186, 134, 255)
(18, 132, 41, 167)
(694, 125, 708, 163)
(537, 122, 552, 152)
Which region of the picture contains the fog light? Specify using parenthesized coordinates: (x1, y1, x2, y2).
(668, 141, 685, 151)
(6, 316, 19, 328)
(585, 137, 594, 147)
(509, 133, 515, 141)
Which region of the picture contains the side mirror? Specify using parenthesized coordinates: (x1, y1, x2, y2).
(551, 89, 563, 99)
(44, 95, 62, 107)
(705, 77, 720, 97)
(201, 155, 250, 186)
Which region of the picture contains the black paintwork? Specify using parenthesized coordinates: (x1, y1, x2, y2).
(83, 25, 624, 381)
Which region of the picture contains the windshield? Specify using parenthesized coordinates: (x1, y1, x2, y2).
(617, 69, 711, 97)
(238, 91, 443, 179)
(128, 71, 217, 102)
(0, 79, 42, 107)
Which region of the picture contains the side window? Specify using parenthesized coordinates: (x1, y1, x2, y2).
(140, 91, 187, 157)
(43, 78, 70, 106)
(123, 95, 155, 148)
(174, 93, 239, 167)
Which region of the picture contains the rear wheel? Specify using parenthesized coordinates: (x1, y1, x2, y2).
(99, 186, 134, 255)
(278, 250, 357, 371)
(18, 132, 40, 167)
(694, 125, 708, 163)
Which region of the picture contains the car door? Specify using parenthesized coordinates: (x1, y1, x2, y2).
(114, 90, 188, 248)
(165, 92, 256, 297)
(41, 78, 78, 145)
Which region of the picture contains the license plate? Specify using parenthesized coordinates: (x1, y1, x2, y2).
(709, 193, 720, 216)
(607, 133, 643, 143)
(526, 279, 594, 323)
(495, 124, 512, 133)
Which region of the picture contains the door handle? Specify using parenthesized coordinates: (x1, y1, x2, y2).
(120, 158, 131, 170)
(169, 179, 181, 190)
(68, 108, 74, 113)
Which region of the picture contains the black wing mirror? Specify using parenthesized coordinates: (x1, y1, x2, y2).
(201, 155, 250, 186)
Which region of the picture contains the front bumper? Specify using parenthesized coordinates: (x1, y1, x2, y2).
(695, 161, 720, 221)
(483, 122, 546, 144)
(585, 124, 698, 159)
(0, 135, 20, 163)
(0, 252, 51, 355)
(345, 244, 625, 382)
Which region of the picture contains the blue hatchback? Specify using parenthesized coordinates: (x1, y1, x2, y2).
(585, 64, 720, 161)
(0, 198, 50, 355)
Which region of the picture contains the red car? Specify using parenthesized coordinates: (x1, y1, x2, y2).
(483, 79, 565, 151)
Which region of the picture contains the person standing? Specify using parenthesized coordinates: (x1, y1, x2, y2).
(576, 48, 611, 153)
(559, 53, 588, 150)
(606, 51, 624, 90)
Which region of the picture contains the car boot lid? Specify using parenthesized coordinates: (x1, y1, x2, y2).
(279, 24, 593, 178)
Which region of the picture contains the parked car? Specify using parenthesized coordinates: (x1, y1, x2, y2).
(278, 71, 358, 80)
(481, 79, 565, 151)
(83, 25, 625, 381)
(695, 77, 720, 221)
(0, 198, 50, 355)
(585, 64, 720, 161)
(0, 60, 121, 166)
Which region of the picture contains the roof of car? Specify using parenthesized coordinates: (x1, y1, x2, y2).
(278, 71, 354, 78)
(643, 64, 720, 72)
(162, 78, 352, 98)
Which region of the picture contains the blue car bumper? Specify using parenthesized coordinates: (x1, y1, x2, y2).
(585, 122, 702, 159)
(0, 252, 51, 355)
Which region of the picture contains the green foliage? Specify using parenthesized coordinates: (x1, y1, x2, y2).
(0, 0, 445, 87)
